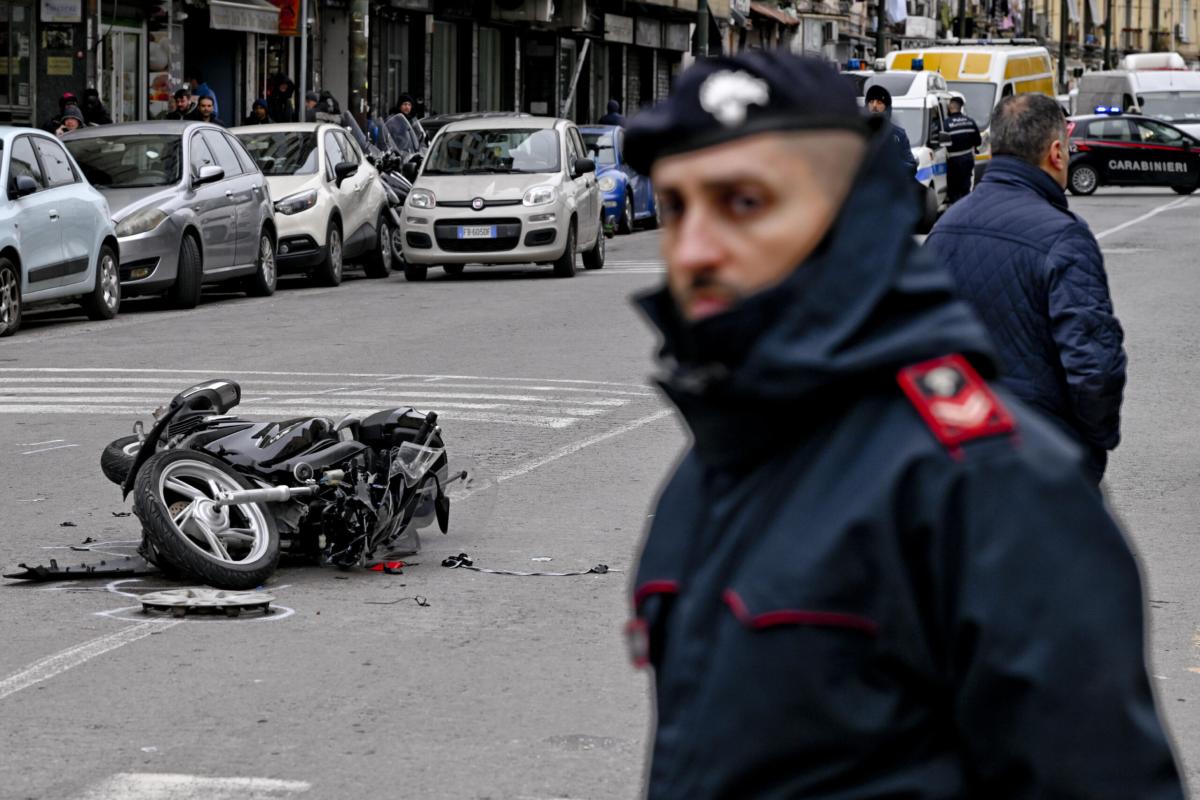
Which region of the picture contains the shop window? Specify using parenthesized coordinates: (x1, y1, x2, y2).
(431, 21, 458, 115)
(479, 27, 503, 112)
(0, 1, 34, 120)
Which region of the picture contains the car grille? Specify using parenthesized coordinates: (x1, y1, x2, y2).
(434, 217, 522, 253)
(437, 199, 522, 208)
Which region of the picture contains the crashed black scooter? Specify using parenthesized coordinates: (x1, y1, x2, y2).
(95, 379, 462, 590)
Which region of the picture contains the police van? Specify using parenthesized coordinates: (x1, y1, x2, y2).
(1075, 54, 1200, 138)
(1066, 109, 1200, 195)
(890, 95, 953, 227)
(886, 44, 1055, 180)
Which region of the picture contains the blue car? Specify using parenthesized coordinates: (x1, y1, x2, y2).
(580, 126, 659, 235)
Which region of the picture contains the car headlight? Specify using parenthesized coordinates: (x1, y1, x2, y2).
(273, 189, 318, 216)
(522, 185, 557, 207)
(409, 188, 436, 209)
(114, 207, 168, 238)
(597, 176, 617, 193)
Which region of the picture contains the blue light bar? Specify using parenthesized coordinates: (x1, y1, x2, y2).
(848, 58, 863, 70)
(1094, 105, 1122, 114)
(912, 57, 925, 70)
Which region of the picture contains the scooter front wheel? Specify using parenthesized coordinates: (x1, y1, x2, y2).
(133, 449, 280, 590)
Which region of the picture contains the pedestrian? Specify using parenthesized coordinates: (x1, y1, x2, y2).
(191, 95, 224, 127)
(187, 72, 219, 118)
(598, 99, 625, 127)
(390, 93, 415, 119)
(55, 105, 85, 138)
(242, 99, 273, 126)
(926, 94, 1126, 484)
(864, 84, 918, 176)
(165, 88, 195, 120)
(943, 95, 981, 202)
(80, 88, 113, 125)
(622, 49, 1181, 799)
(43, 91, 79, 132)
(303, 91, 319, 122)
(267, 74, 296, 123)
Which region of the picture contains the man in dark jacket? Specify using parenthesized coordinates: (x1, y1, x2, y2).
(942, 96, 981, 202)
(242, 98, 272, 126)
(165, 88, 195, 120)
(80, 88, 113, 125)
(598, 99, 625, 127)
(927, 94, 1125, 483)
(267, 74, 295, 123)
(623, 49, 1180, 800)
(865, 83, 917, 176)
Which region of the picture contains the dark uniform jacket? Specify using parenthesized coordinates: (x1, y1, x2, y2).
(888, 117, 919, 176)
(926, 156, 1126, 480)
(631, 141, 1179, 799)
(942, 111, 981, 158)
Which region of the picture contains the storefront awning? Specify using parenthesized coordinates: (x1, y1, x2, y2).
(210, 0, 280, 35)
(749, 1, 800, 26)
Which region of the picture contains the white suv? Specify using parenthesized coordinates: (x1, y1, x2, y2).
(232, 123, 391, 286)
(0, 127, 120, 336)
(401, 116, 604, 280)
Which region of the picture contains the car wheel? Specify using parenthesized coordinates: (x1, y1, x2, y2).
(1068, 163, 1099, 196)
(81, 244, 120, 320)
(582, 219, 605, 270)
(552, 222, 577, 278)
(314, 220, 343, 286)
(169, 234, 203, 309)
(363, 215, 392, 279)
(0, 257, 21, 337)
(404, 264, 428, 282)
(1171, 182, 1197, 195)
(442, 264, 465, 277)
(618, 193, 634, 235)
(644, 197, 661, 230)
(390, 226, 405, 271)
(245, 231, 277, 297)
(916, 184, 939, 234)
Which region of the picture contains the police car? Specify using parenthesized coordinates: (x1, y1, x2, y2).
(1067, 109, 1200, 196)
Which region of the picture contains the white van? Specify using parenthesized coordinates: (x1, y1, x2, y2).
(890, 95, 952, 228)
(886, 45, 1055, 179)
(1076, 62, 1200, 138)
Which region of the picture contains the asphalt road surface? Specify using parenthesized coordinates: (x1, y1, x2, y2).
(1, 189, 1197, 799)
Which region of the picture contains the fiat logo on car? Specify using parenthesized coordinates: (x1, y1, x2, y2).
(471, 197, 485, 211)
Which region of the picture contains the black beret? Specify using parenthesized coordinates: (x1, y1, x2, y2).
(624, 50, 867, 174)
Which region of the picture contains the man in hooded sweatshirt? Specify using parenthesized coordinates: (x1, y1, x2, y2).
(865, 83, 918, 177)
(598, 99, 625, 127)
(622, 49, 1182, 800)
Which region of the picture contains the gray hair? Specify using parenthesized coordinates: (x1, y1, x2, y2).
(990, 94, 1067, 165)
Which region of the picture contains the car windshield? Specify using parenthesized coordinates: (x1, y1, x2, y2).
(947, 82, 998, 128)
(423, 128, 560, 175)
(891, 107, 926, 147)
(385, 114, 421, 153)
(582, 132, 617, 165)
(865, 73, 918, 97)
(234, 132, 319, 175)
(64, 134, 183, 188)
(1139, 91, 1200, 122)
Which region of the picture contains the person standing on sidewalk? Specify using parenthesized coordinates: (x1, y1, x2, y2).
(622, 49, 1180, 799)
(943, 96, 981, 203)
(927, 94, 1126, 483)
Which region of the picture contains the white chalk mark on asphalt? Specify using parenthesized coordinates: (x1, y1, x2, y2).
(1095, 196, 1194, 240)
(0, 620, 180, 702)
(75, 772, 310, 799)
(18, 438, 65, 446)
(20, 442, 79, 455)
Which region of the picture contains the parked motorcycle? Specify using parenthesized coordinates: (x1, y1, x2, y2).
(103, 379, 462, 590)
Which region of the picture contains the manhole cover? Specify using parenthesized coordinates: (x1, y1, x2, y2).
(139, 588, 275, 618)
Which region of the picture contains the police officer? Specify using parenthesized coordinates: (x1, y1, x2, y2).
(622, 49, 1182, 800)
(865, 83, 918, 176)
(943, 96, 982, 202)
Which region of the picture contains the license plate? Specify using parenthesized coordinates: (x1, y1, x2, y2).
(457, 225, 496, 239)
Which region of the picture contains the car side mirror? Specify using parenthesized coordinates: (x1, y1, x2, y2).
(334, 161, 358, 186)
(11, 175, 39, 198)
(572, 157, 595, 178)
(401, 156, 422, 182)
(193, 164, 224, 186)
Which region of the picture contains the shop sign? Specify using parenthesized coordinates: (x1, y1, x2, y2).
(664, 22, 690, 51)
(604, 13, 634, 43)
(635, 17, 662, 48)
(391, 0, 431, 8)
(41, 0, 82, 23)
(210, 0, 280, 36)
(47, 56, 74, 75)
(270, 0, 300, 36)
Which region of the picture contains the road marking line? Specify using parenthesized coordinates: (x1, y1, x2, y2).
(76, 772, 310, 799)
(495, 408, 675, 484)
(0, 376, 657, 396)
(1095, 196, 1194, 240)
(0, 390, 627, 407)
(0, 367, 650, 389)
(20, 443, 79, 455)
(17, 439, 65, 446)
(0, 620, 180, 702)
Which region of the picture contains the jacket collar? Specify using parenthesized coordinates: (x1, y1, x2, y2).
(980, 155, 1070, 212)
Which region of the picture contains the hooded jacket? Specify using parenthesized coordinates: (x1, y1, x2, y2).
(267, 74, 295, 123)
(598, 99, 626, 127)
(631, 135, 1180, 799)
(866, 85, 918, 176)
(926, 155, 1125, 481)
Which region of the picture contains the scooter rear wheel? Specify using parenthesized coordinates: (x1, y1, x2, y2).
(133, 449, 280, 590)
